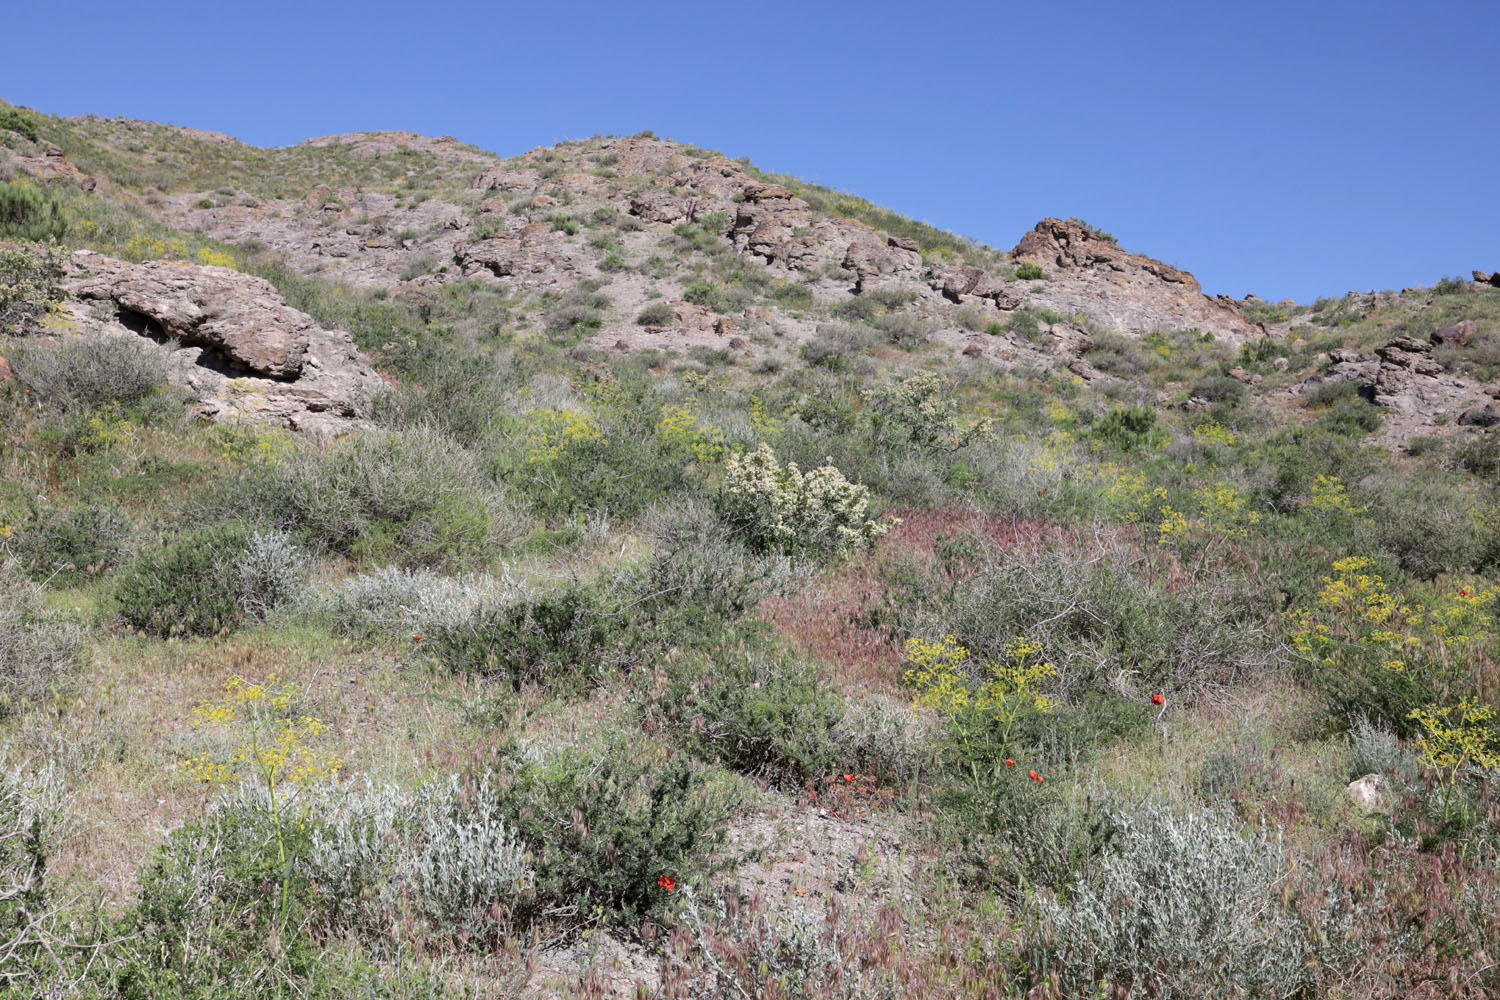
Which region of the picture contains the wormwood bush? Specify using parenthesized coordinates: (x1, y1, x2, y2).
(1037, 804, 1310, 1000)
(799, 322, 877, 372)
(424, 579, 625, 690)
(12, 499, 131, 584)
(307, 776, 535, 948)
(113, 521, 252, 638)
(0, 559, 83, 717)
(493, 739, 742, 927)
(0, 244, 64, 333)
(9, 332, 171, 413)
(1091, 404, 1164, 453)
(221, 425, 520, 569)
(235, 530, 311, 622)
(308, 565, 522, 640)
(718, 443, 891, 560)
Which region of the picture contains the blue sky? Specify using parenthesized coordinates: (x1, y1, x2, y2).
(5, 0, 1497, 302)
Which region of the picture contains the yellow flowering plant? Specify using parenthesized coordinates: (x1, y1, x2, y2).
(904, 634, 1057, 790)
(182, 673, 342, 919)
(1408, 698, 1500, 825)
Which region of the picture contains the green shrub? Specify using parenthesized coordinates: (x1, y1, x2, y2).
(492, 738, 742, 927)
(0, 181, 68, 242)
(1015, 262, 1045, 280)
(12, 499, 131, 584)
(218, 426, 517, 569)
(0, 107, 40, 143)
(1085, 332, 1151, 375)
(863, 369, 986, 449)
(799, 322, 875, 372)
(871, 311, 930, 347)
(0, 560, 83, 717)
(9, 333, 171, 413)
(1189, 374, 1247, 407)
(646, 641, 845, 783)
(426, 580, 622, 690)
(0, 244, 64, 333)
(1091, 405, 1164, 453)
(633, 503, 794, 627)
(635, 301, 675, 326)
(831, 296, 879, 321)
(770, 282, 814, 308)
(113, 521, 253, 638)
(682, 280, 727, 313)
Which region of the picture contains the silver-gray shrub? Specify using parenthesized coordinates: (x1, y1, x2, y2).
(0, 559, 84, 718)
(0, 761, 69, 985)
(1037, 803, 1309, 1000)
(8, 332, 172, 413)
(1345, 712, 1417, 783)
(306, 776, 534, 948)
(307, 565, 523, 640)
(235, 530, 311, 621)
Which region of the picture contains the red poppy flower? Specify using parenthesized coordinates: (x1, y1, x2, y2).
(1029, 770, 1043, 782)
(842, 773, 854, 782)
(657, 875, 676, 891)
(1004, 759, 1016, 767)
(413, 634, 422, 642)
(1151, 693, 1165, 706)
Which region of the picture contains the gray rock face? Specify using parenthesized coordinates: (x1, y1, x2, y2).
(1011, 218, 1265, 344)
(1430, 319, 1479, 347)
(454, 225, 587, 288)
(66, 254, 312, 378)
(59, 252, 385, 436)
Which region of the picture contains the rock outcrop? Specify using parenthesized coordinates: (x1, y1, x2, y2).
(67, 255, 314, 378)
(60, 252, 384, 435)
(1011, 218, 1264, 344)
(454, 225, 588, 288)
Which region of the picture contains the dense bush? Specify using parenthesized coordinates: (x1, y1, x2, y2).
(308, 565, 520, 641)
(0, 180, 68, 242)
(491, 739, 741, 926)
(217, 426, 520, 569)
(0, 560, 83, 717)
(799, 323, 875, 372)
(113, 521, 253, 638)
(11, 499, 131, 584)
(910, 542, 1267, 698)
(9, 332, 171, 413)
(0, 244, 64, 333)
(1037, 804, 1314, 1000)
(0, 107, 41, 143)
(1091, 405, 1163, 453)
(425, 579, 624, 690)
(645, 641, 845, 783)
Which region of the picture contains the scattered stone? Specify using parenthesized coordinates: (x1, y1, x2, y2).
(1227, 367, 1261, 385)
(0, 356, 12, 382)
(962, 342, 984, 357)
(1346, 774, 1386, 812)
(612, 339, 630, 352)
(1048, 323, 1093, 357)
(1068, 357, 1099, 381)
(1430, 319, 1479, 347)
(727, 336, 746, 350)
(1474, 270, 1495, 284)
(629, 189, 695, 224)
(1458, 402, 1500, 427)
(1271, 357, 1290, 371)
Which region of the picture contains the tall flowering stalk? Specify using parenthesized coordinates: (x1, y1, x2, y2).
(182, 673, 342, 921)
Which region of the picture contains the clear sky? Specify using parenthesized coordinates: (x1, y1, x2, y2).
(5, 0, 1497, 302)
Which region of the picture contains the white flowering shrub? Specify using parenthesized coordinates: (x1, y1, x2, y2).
(718, 444, 891, 559)
(1037, 803, 1310, 1000)
(863, 369, 989, 450)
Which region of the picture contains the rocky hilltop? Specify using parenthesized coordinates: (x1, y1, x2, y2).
(3, 106, 1498, 455)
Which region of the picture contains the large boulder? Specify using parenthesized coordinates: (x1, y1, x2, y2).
(66, 253, 311, 378)
(58, 252, 385, 435)
(1430, 319, 1479, 347)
